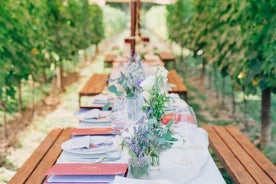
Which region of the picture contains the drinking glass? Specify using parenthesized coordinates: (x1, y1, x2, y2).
(110, 97, 128, 130)
(173, 106, 197, 145)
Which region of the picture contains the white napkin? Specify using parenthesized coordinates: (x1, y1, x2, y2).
(62, 136, 113, 151)
(67, 135, 91, 150)
(76, 109, 100, 120)
(76, 109, 111, 123)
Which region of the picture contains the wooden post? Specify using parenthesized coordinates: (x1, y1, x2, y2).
(136, 0, 141, 37)
(130, 0, 137, 57)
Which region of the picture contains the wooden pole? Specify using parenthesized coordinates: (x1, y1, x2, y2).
(136, 0, 141, 37)
(130, 0, 137, 57)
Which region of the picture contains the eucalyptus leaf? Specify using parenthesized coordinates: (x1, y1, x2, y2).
(108, 85, 117, 93)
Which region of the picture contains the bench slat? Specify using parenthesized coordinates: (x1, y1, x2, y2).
(8, 128, 63, 184)
(214, 126, 274, 184)
(168, 70, 188, 101)
(79, 74, 108, 96)
(79, 73, 109, 106)
(105, 54, 117, 63)
(158, 52, 176, 69)
(203, 126, 257, 184)
(226, 126, 276, 183)
(25, 128, 72, 184)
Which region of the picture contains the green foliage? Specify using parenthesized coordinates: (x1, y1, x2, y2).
(90, 4, 105, 45)
(166, 0, 276, 95)
(166, 0, 194, 47)
(0, 0, 105, 115)
(166, 0, 275, 150)
(103, 5, 127, 37)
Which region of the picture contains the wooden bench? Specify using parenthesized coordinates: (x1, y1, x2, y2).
(79, 73, 109, 106)
(8, 128, 72, 184)
(168, 70, 188, 101)
(143, 54, 164, 66)
(104, 54, 117, 68)
(159, 51, 176, 69)
(202, 125, 276, 184)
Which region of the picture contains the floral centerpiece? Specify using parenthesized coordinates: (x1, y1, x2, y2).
(140, 67, 172, 121)
(140, 67, 177, 169)
(123, 124, 151, 179)
(109, 54, 145, 120)
(109, 53, 145, 98)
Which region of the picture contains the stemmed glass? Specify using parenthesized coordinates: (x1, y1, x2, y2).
(173, 106, 198, 146)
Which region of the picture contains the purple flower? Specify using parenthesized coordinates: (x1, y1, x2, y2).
(136, 79, 144, 88)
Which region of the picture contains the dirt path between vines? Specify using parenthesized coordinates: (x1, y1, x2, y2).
(0, 72, 78, 161)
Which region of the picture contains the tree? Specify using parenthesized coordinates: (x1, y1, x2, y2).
(241, 0, 276, 149)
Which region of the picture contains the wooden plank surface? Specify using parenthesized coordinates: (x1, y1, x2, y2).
(79, 73, 109, 96)
(159, 51, 175, 61)
(203, 125, 257, 184)
(214, 126, 274, 184)
(8, 128, 63, 184)
(25, 128, 73, 184)
(159, 51, 176, 68)
(168, 70, 187, 100)
(104, 54, 117, 64)
(226, 126, 276, 183)
(168, 70, 187, 92)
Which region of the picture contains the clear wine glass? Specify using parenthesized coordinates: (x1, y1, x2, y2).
(173, 106, 197, 146)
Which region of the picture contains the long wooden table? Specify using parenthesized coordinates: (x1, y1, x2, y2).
(9, 127, 226, 184)
(8, 128, 72, 184)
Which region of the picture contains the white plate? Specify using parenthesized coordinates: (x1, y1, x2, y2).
(61, 137, 113, 155)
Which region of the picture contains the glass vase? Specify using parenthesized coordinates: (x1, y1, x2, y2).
(126, 94, 144, 122)
(128, 156, 150, 179)
(150, 154, 160, 172)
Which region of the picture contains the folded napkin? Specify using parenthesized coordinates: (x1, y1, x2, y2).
(76, 109, 100, 120)
(67, 136, 91, 150)
(76, 109, 111, 123)
(61, 136, 113, 152)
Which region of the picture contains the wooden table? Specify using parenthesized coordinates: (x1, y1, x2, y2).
(9, 128, 73, 184)
(9, 126, 225, 184)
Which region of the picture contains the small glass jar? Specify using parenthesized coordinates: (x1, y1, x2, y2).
(128, 156, 150, 179)
(150, 154, 160, 172)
